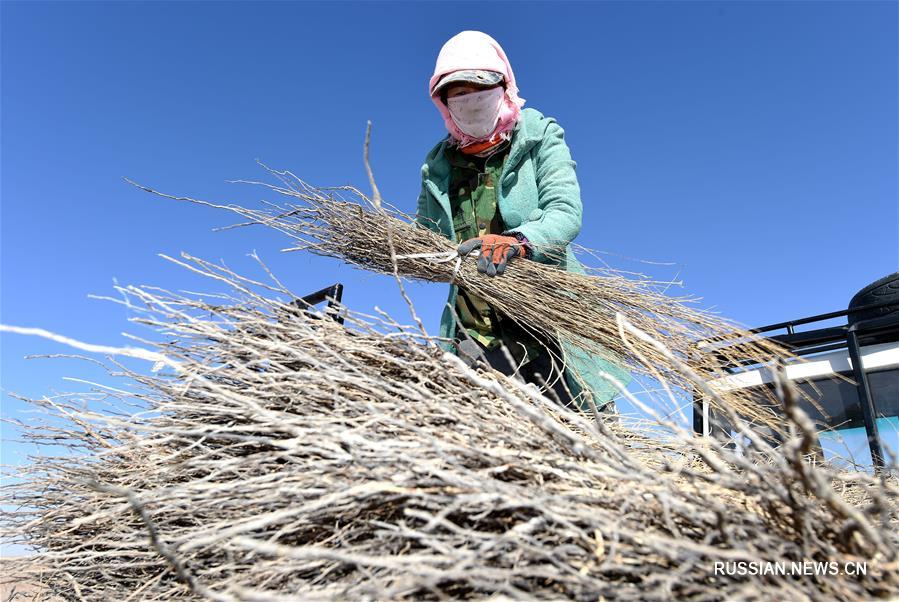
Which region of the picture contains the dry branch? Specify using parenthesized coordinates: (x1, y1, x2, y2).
(125, 171, 802, 432)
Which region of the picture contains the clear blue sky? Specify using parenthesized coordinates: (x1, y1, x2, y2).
(2, 1, 897, 468)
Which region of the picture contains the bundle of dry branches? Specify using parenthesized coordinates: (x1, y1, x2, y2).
(2, 255, 896, 601)
(126, 170, 800, 431)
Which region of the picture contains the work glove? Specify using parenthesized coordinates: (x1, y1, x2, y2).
(457, 233, 525, 277)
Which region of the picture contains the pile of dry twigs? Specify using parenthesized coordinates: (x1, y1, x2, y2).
(124, 169, 805, 432)
(2, 251, 897, 600)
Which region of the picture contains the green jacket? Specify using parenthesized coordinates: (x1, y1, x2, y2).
(415, 107, 631, 409)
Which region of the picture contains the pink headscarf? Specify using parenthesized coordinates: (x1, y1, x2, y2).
(429, 31, 526, 149)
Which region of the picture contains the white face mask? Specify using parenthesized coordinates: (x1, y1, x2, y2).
(446, 86, 505, 138)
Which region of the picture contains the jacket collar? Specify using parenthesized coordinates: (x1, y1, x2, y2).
(505, 108, 545, 170)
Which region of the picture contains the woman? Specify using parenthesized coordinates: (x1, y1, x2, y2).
(415, 30, 629, 412)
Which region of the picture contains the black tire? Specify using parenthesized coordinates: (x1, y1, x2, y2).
(848, 272, 899, 323)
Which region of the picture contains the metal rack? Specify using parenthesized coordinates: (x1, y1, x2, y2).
(291, 283, 345, 325)
(693, 297, 899, 471)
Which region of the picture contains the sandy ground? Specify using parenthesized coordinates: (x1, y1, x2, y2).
(0, 559, 51, 601)
(0, 583, 47, 601)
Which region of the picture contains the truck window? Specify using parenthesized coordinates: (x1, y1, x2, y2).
(702, 368, 898, 467)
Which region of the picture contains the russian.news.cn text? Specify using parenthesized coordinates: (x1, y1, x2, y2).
(715, 561, 867, 577)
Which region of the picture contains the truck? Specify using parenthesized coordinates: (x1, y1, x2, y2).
(693, 272, 899, 471)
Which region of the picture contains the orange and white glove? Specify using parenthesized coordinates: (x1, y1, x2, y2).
(457, 233, 530, 277)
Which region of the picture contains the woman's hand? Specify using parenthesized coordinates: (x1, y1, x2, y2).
(457, 234, 525, 277)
